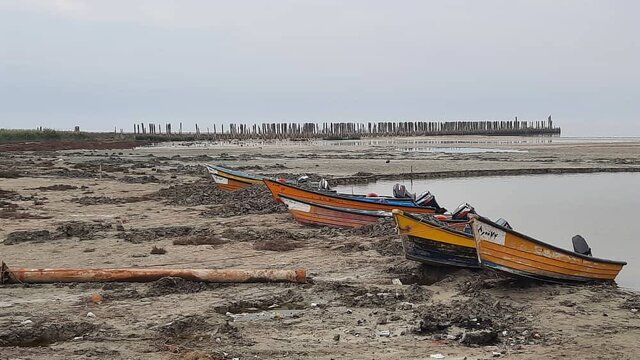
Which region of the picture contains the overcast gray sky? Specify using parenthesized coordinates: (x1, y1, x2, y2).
(0, 1, 638, 136)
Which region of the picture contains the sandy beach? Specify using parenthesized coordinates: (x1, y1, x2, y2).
(1, 137, 640, 359)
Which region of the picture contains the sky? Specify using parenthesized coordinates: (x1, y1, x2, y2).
(0, 1, 638, 136)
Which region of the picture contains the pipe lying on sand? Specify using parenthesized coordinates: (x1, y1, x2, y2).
(0, 262, 306, 284)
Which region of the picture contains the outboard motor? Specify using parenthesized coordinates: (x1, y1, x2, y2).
(393, 184, 414, 199)
(415, 191, 447, 214)
(572, 235, 592, 256)
(495, 218, 513, 230)
(451, 203, 476, 220)
(318, 178, 331, 191)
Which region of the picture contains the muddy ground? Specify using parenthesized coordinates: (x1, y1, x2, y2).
(1, 137, 640, 359)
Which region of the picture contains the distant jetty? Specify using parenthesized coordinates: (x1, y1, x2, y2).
(132, 117, 560, 141)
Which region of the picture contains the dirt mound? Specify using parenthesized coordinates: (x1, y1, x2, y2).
(157, 180, 286, 217)
(253, 239, 303, 252)
(371, 237, 403, 256)
(71, 195, 152, 205)
(347, 217, 397, 237)
(221, 227, 306, 242)
(411, 290, 544, 347)
(156, 315, 213, 338)
(146, 277, 224, 297)
(4, 230, 51, 245)
(0, 189, 22, 201)
(30, 184, 78, 191)
(156, 179, 224, 206)
(0, 320, 97, 347)
(49, 168, 113, 179)
(0, 170, 22, 178)
(120, 175, 161, 183)
(118, 226, 216, 243)
(56, 221, 113, 239)
(313, 281, 431, 309)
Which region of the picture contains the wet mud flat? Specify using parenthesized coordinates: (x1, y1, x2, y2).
(1, 139, 640, 359)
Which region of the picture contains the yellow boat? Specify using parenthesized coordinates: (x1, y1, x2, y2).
(392, 207, 480, 268)
(470, 215, 626, 283)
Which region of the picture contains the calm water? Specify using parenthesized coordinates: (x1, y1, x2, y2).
(336, 173, 640, 289)
(397, 147, 528, 154)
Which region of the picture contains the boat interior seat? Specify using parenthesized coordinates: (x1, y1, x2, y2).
(572, 235, 592, 256)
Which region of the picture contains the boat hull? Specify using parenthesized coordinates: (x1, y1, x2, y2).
(264, 179, 436, 214)
(205, 165, 264, 191)
(280, 195, 388, 228)
(393, 210, 479, 268)
(471, 216, 626, 283)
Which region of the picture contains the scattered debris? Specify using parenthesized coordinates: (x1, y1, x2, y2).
(150, 246, 167, 255)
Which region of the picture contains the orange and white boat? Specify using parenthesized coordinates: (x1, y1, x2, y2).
(204, 164, 266, 191)
(470, 215, 626, 283)
(280, 195, 389, 228)
(263, 179, 445, 215)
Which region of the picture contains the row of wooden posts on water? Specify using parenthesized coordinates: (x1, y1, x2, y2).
(132, 117, 560, 140)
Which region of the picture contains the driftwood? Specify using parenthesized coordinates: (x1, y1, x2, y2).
(0, 262, 306, 284)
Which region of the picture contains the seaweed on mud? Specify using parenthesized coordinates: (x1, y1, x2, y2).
(55, 220, 113, 239)
(30, 184, 78, 191)
(173, 236, 228, 246)
(71, 194, 153, 205)
(118, 226, 218, 243)
(410, 289, 548, 347)
(252, 239, 303, 252)
(4, 230, 52, 245)
(120, 175, 161, 183)
(156, 180, 286, 217)
(146, 277, 225, 297)
(312, 281, 431, 309)
(221, 227, 306, 242)
(0, 320, 97, 347)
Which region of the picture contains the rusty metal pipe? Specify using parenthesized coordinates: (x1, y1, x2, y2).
(0, 262, 306, 284)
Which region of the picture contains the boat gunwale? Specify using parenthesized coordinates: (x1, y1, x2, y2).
(264, 179, 437, 211)
(397, 211, 472, 239)
(472, 215, 627, 266)
(205, 164, 267, 182)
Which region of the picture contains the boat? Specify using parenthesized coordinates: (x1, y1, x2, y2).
(470, 215, 626, 283)
(263, 179, 446, 215)
(204, 164, 266, 191)
(392, 203, 480, 268)
(280, 195, 390, 228)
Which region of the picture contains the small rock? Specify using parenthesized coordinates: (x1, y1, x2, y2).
(460, 330, 498, 346)
(501, 330, 508, 337)
(378, 330, 391, 337)
(20, 319, 33, 325)
(87, 312, 96, 318)
(346, 309, 352, 314)
(333, 334, 340, 341)
(116, 224, 125, 231)
(391, 278, 403, 285)
(532, 332, 542, 339)
(311, 303, 318, 307)
(631, 308, 638, 313)
(429, 354, 445, 359)
(492, 351, 502, 357)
